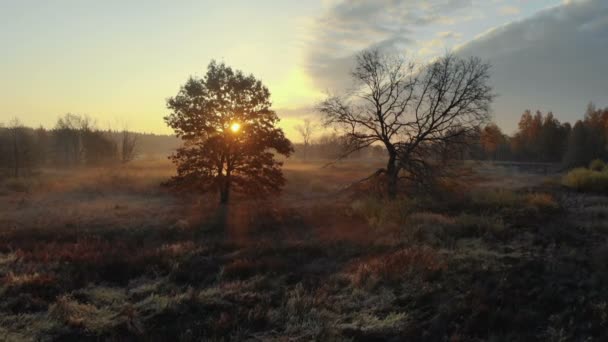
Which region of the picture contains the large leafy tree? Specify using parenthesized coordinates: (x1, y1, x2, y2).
(164, 61, 293, 203)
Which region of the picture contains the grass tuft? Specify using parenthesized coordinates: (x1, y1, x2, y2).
(563, 167, 608, 194)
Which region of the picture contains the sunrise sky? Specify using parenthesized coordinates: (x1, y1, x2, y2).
(1, 0, 606, 139)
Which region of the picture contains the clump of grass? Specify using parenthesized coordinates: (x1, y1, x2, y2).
(77, 286, 127, 306)
(2, 272, 55, 288)
(0, 252, 18, 266)
(454, 214, 506, 238)
(350, 247, 446, 287)
(525, 193, 559, 212)
(470, 189, 521, 209)
(562, 168, 608, 194)
(343, 312, 409, 335)
(157, 241, 196, 257)
(590, 159, 606, 172)
(408, 212, 455, 226)
(580, 205, 608, 220)
(400, 212, 507, 245)
(350, 197, 415, 228)
(0, 313, 63, 341)
(223, 256, 287, 280)
(49, 295, 119, 333)
(469, 189, 559, 217)
(265, 283, 328, 338)
(400, 212, 456, 245)
(1, 177, 35, 193)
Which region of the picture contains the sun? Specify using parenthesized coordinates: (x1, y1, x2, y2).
(230, 122, 241, 133)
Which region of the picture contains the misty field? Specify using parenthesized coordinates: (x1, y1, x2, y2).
(1, 160, 608, 341)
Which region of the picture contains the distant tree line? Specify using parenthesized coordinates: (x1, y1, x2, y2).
(0, 114, 143, 178)
(293, 102, 608, 168)
(292, 132, 385, 161)
(470, 103, 608, 167)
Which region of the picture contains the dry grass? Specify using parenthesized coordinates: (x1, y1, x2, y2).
(526, 193, 559, 211)
(563, 167, 608, 194)
(348, 247, 446, 287)
(1, 160, 606, 341)
(2, 272, 55, 287)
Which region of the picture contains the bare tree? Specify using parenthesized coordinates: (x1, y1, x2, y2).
(121, 129, 138, 164)
(53, 113, 87, 166)
(294, 119, 316, 159)
(318, 49, 494, 198)
(8, 118, 22, 178)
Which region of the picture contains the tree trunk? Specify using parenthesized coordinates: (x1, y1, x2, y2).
(12, 129, 19, 178)
(219, 172, 231, 204)
(220, 189, 229, 204)
(386, 150, 398, 199)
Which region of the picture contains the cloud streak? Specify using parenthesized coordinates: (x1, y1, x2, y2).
(305, 0, 474, 91)
(304, 0, 608, 130)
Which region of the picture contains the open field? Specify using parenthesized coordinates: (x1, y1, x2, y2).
(1, 160, 608, 341)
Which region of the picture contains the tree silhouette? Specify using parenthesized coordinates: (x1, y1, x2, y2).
(295, 119, 316, 160)
(164, 61, 293, 204)
(511, 110, 570, 162)
(480, 124, 504, 160)
(121, 129, 138, 164)
(563, 121, 593, 167)
(8, 118, 23, 177)
(319, 49, 494, 198)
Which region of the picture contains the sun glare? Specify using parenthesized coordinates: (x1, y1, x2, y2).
(230, 123, 241, 133)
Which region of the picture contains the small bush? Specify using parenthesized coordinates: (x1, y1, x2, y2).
(2, 272, 55, 288)
(350, 197, 415, 228)
(562, 168, 608, 194)
(49, 295, 118, 333)
(525, 193, 559, 212)
(590, 159, 606, 171)
(470, 189, 521, 209)
(454, 214, 506, 238)
(400, 212, 456, 245)
(399, 212, 507, 245)
(2, 177, 33, 193)
(343, 312, 409, 336)
(580, 205, 608, 220)
(350, 247, 446, 287)
(221, 256, 286, 280)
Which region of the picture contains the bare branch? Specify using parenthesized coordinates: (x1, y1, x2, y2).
(318, 48, 495, 198)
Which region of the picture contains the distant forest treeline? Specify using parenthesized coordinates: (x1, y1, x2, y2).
(0, 112, 384, 178)
(470, 103, 608, 167)
(1, 103, 607, 176)
(0, 114, 179, 177)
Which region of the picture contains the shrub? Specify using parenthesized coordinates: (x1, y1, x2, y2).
(49, 295, 118, 333)
(350, 197, 414, 228)
(590, 159, 606, 171)
(454, 214, 506, 238)
(525, 193, 559, 212)
(399, 212, 508, 245)
(400, 212, 456, 245)
(470, 189, 521, 209)
(2, 272, 55, 288)
(580, 205, 608, 220)
(350, 247, 446, 287)
(562, 168, 608, 194)
(2, 177, 33, 193)
(343, 312, 409, 336)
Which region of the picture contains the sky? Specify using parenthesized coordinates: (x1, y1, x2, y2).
(1, 0, 606, 139)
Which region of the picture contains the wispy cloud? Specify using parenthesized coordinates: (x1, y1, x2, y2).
(437, 31, 463, 39)
(304, 0, 475, 91)
(499, 6, 521, 16)
(302, 0, 607, 132)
